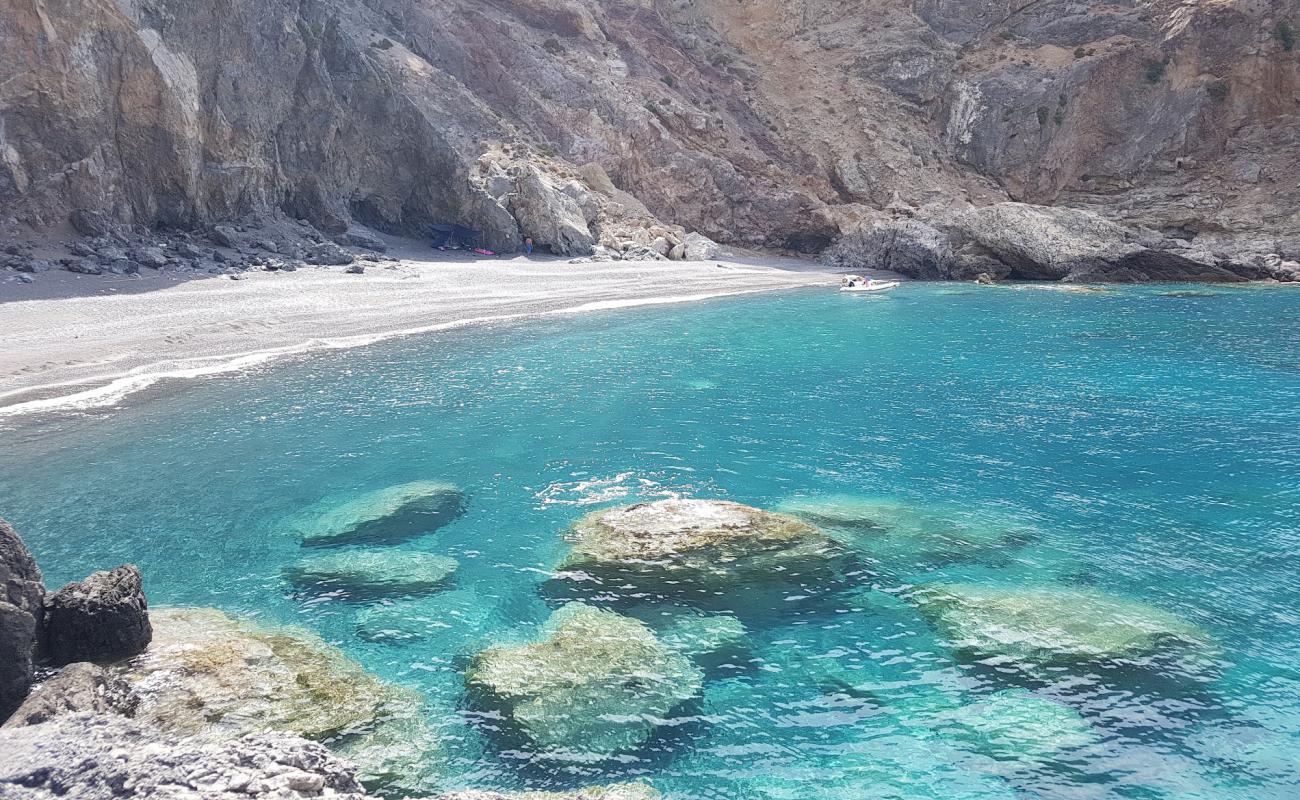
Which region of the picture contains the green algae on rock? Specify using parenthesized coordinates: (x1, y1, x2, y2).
(465, 603, 703, 758)
(774, 495, 1029, 567)
(910, 583, 1213, 667)
(553, 499, 847, 596)
(109, 607, 439, 792)
(287, 481, 464, 547)
(284, 550, 458, 596)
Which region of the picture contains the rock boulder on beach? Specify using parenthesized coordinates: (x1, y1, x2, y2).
(910, 583, 1213, 668)
(43, 564, 151, 666)
(289, 481, 465, 547)
(553, 499, 847, 597)
(465, 603, 703, 757)
(284, 550, 458, 596)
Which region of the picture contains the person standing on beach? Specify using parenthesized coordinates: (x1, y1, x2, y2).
(524, 237, 534, 255)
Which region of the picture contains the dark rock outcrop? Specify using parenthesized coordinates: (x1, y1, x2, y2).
(0, 518, 43, 719)
(43, 565, 152, 666)
(2, 663, 139, 728)
(0, 714, 372, 799)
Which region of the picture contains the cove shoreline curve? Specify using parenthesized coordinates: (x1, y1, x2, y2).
(0, 252, 858, 418)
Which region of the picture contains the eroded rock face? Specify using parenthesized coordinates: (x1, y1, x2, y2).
(910, 583, 1214, 668)
(43, 564, 151, 666)
(0, 713, 372, 799)
(553, 500, 847, 597)
(6, 0, 1294, 260)
(466, 603, 703, 757)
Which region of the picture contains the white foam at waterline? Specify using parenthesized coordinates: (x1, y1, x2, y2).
(0, 287, 778, 418)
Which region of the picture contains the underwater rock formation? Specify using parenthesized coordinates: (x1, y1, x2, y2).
(440, 785, 660, 800)
(552, 499, 847, 600)
(655, 612, 752, 675)
(910, 583, 1213, 668)
(0, 518, 43, 718)
(933, 689, 1098, 761)
(43, 564, 152, 665)
(289, 481, 465, 547)
(110, 607, 439, 791)
(284, 550, 458, 596)
(465, 603, 703, 757)
(0, 713, 372, 799)
(775, 496, 1026, 568)
(355, 587, 498, 648)
(2, 663, 139, 728)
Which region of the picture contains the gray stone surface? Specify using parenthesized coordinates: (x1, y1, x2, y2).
(3, 663, 139, 728)
(0, 713, 372, 799)
(0, 518, 43, 719)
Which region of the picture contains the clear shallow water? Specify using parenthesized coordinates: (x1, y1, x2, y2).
(2, 284, 1299, 799)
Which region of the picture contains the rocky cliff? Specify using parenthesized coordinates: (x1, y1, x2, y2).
(1, 0, 1297, 273)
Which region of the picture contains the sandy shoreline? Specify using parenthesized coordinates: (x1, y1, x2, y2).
(0, 250, 859, 416)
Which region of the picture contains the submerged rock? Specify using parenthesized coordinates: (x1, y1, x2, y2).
(552, 499, 846, 598)
(440, 785, 660, 800)
(0, 518, 43, 718)
(775, 495, 1026, 567)
(655, 612, 752, 674)
(355, 587, 497, 648)
(465, 603, 703, 757)
(891, 687, 1097, 762)
(110, 607, 439, 791)
(0, 713, 371, 799)
(284, 550, 458, 596)
(3, 663, 139, 728)
(43, 564, 151, 666)
(910, 583, 1212, 667)
(289, 480, 465, 547)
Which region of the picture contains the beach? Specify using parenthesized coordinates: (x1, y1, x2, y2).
(0, 248, 850, 415)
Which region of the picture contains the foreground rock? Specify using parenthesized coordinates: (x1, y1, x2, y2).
(552, 500, 847, 600)
(111, 607, 439, 791)
(910, 583, 1213, 668)
(0, 713, 371, 799)
(284, 550, 458, 596)
(43, 564, 152, 665)
(289, 481, 465, 547)
(466, 603, 703, 757)
(0, 518, 43, 717)
(2, 663, 138, 728)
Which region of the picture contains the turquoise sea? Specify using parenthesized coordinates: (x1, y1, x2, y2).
(2, 284, 1299, 799)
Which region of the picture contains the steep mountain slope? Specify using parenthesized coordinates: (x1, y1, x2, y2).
(1, 0, 1297, 267)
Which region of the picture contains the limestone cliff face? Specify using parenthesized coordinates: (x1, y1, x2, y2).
(1, 0, 1297, 255)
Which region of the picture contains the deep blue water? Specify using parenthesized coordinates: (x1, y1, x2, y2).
(2, 284, 1299, 799)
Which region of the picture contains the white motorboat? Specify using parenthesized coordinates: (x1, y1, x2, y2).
(840, 275, 900, 293)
